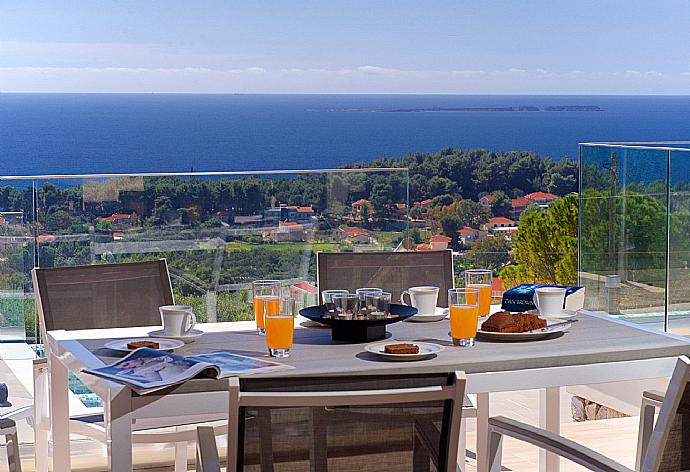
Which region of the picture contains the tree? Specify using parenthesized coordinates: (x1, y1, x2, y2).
(467, 235, 511, 272)
(489, 191, 512, 217)
(45, 210, 73, 232)
(501, 194, 577, 285)
(440, 214, 462, 237)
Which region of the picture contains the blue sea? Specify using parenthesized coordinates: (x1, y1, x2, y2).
(1, 94, 690, 176)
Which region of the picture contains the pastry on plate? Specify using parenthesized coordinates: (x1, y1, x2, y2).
(126, 340, 160, 350)
(384, 343, 420, 354)
(481, 311, 546, 333)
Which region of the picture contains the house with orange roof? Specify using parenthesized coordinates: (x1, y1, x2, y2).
(96, 213, 133, 227)
(265, 220, 306, 242)
(526, 191, 559, 206)
(457, 226, 489, 246)
(510, 197, 536, 219)
(482, 216, 516, 231)
(351, 199, 373, 219)
(339, 225, 370, 244)
(479, 195, 494, 207)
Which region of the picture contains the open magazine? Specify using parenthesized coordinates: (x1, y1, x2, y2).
(83, 348, 292, 394)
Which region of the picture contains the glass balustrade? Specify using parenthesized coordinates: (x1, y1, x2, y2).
(579, 142, 690, 334)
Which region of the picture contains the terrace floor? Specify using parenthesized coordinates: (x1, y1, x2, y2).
(0, 385, 642, 471)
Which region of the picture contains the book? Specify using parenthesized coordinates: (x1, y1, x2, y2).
(501, 283, 585, 312)
(83, 348, 291, 394)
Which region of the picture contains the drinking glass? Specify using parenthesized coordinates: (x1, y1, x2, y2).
(448, 288, 480, 347)
(355, 287, 383, 315)
(332, 293, 359, 320)
(264, 297, 296, 358)
(252, 280, 282, 335)
(364, 291, 391, 319)
(464, 269, 493, 316)
(322, 289, 350, 314)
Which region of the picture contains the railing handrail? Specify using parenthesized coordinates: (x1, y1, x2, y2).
(0, 167, 408, 181)
(579, 142, 690, 152)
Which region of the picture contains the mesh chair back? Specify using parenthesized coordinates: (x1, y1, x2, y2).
(231, 372, 465, 472)
(317, 250, 454, 306)
(643, 356, 690, 472)
(33, 259, 174, 333)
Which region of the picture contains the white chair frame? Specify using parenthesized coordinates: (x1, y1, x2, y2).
(197, 371, 467, 472)
(31, 262, 227, 472)
(487, 356, 690, 472)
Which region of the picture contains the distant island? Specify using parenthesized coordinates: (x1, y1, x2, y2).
(313, 105, 602, 113)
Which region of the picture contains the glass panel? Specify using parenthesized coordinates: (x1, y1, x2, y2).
(0, 179, 36, 345)
(579, 145, 668, 328)
(669, 149, 690, 335)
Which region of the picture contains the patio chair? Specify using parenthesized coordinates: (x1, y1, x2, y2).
(31, 259, 225, 472)
(317, 250, 455, 306)
(487, 355, 690, 472)
(1, 384, 32, 472)
(318, 250, 477, 470)
(196, 371, 466, 472)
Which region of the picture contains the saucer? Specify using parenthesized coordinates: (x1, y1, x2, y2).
(148, 329, 204, 343)
(526, 309, 578, 320)
(405, 307, 448, 322)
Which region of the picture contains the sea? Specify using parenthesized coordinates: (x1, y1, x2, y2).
(2, 94, 690, 176)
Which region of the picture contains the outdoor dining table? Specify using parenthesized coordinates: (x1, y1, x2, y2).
(45, 310, 690, 472)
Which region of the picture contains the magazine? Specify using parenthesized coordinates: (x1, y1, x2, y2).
(83, 348, 291, 394)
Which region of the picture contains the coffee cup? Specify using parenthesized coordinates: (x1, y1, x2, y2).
(159, 305, 196, 337)
(400, 286, 439, 315)
(532, 287, 567, 318)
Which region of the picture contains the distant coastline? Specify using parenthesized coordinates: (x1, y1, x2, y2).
(312, 105, 603, 113)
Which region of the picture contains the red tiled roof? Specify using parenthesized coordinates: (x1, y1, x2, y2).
(488, 217, 515, 225)
(511, 197, 534, 208)
(340, 226, 369, 238)
(457, 226, 476, 235)
(419, 199, 433, 206)
(296, 206, 314, 213)
(36, 234, 56, 243)
(395, 203, 407, 210)
(352, 199, 370, 207)
(526, 192, 559, 200)
(480, 195, 494, 202)
(415, 243, 432, 251)
(429, 234, 452, 243)
(292, 281, 318, 293)
(96, 213, 132, 222)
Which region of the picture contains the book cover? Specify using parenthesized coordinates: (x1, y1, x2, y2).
(501, 283, 584, 312)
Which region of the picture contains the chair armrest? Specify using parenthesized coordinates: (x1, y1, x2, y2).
(642, 390, 665, 404)
(488, 416, 633, 472)
(196, 426, 221, 472)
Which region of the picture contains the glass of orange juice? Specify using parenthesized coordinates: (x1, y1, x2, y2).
(252, 280, 282, 335)
(448, 288, 480, 347)
(264, 297, 296, 358)
(464, 269, 493, 316)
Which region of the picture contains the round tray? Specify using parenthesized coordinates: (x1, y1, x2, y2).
(299, 304, 417, 343)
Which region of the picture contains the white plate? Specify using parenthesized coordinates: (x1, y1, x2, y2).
(364, 342, 444, 361)
(148, 329, 204, 343)
(525, 309, 579, 320)
(104, 338, 185, 353)
(476, 319, 573, 341)
(405, 307, 449, 323)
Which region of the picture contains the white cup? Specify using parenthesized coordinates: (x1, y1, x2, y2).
(532, 287, 567, 318)
(159, 305, 196, 337)
(400, 286, 439, 315)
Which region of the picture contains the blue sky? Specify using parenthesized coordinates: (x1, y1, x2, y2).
(2, 0, 690, 93)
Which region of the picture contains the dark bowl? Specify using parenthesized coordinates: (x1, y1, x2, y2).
(299, 304, 417, 342)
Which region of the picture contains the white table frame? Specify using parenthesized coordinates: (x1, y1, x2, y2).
(44, 313, 689, 472)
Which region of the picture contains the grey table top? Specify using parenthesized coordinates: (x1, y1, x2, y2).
(55, 311, 690, 383)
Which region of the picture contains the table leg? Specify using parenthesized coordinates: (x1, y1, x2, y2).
(33, 360, 49, 472)
(105, 387, 133, 472)
(48, 352, 71, 471)
(539, 387, 560, 472)
(475, 392, 490, 472)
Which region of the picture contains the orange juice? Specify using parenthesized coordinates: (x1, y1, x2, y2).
(450, 304, 479, 339)
(254, 296, 280, 329)
(467, 283, 491, 316)
(265, 315, 294, 349)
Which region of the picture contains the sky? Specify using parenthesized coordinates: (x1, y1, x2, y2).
(2, 0, 690, 94)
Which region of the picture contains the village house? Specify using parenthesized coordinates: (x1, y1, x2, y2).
(265, 221, 306, 242)
(479, 194, 494, 208)
(351, 199, 374, 219)
(95, 213, 134, 227)
(482, 216, 516, 231)
(339, 225, 370, 244)
(525, 191, 559, 207)
(457, 226, 489, 246)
